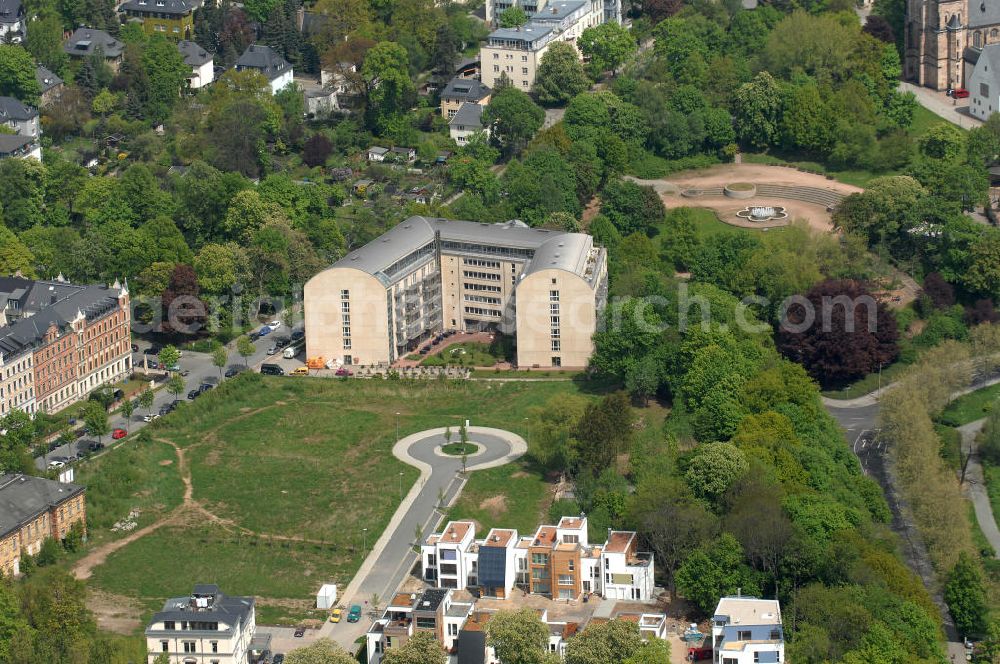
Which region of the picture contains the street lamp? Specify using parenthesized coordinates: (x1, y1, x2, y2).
(395, 412, 400, 444)
(399, 471, 404, 501)
(363, 527, 368, 556)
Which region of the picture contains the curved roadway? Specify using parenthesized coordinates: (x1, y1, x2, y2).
(315, 426, 525, 649)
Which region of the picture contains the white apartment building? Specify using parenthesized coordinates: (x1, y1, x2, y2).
(712, 597, 785, 664)
(420, 517, 655, 603)
(480, 0, 611, 91)
(145, 584, 256, 664)
(303, 216, 607, 369)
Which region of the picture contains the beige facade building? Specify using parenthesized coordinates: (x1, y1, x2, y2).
(481, 0, 608, 91)
(304, 216, 607, 369)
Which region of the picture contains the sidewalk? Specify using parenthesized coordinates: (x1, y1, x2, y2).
(898, 82, 983, 130)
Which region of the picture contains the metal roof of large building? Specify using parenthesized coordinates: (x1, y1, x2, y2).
(147, 585, 255, 637)
(329, 216, 600, 285)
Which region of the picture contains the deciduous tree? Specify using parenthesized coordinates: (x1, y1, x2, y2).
(0, 45, 40, 104)
(565, 619, 643, 664)
(381, 631, 447, 664)
(486, 608, 552, 664)
(485, 86, 544, 156)
(579, 22, 635, 77)
(945, 552, 988, 637)
(285, 637, 357, 664)
(533, 42, 590, 106)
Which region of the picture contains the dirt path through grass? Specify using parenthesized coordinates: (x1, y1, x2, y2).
(74, 406, 339, 583)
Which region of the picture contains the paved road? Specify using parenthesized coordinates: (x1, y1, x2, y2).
(313, 426, 526, 652)
(824, 378, 996, 662)
(34, 323, 303, 471)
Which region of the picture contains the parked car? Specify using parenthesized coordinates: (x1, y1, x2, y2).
(48, 460, 65, 469)
(291, 367, 309, 376)
(335, 367, 353, 376)
(347, 605, 362, 622)
(258, 326, 272, 337)
(168, 363, 181, 372)
(249, 331, 260, 342)
(199, 383, 214, 393)
(954, 88, 970, 98)
(260, 363, 284, 376)
(329, 608, 342, 623)
(87, 441, 105, 452)
(159, 403, 176, 416)
(112, 428, 127, 440)
(275, 336, 291, 347)
(188, 389, 201, 400)
(267, 344, 278, 355)
(131, 343, 139, 353)
(147, 359, 160, 369)
(268, 320, 281, 329)
(293, 627, 305, 638)
(291, 329, 304, 341)
(225, 366, 244, 378)
(142, 413, 160, 423)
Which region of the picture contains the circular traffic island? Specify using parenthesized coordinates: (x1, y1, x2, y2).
(441, 442, 480, 456)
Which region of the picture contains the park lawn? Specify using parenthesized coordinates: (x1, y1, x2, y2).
(86, 374, 609, 622)
(90, 524, 338, 626)
(937, 383, 1000, 427)
(447, 460, 553, 534)
(75, 438, 185, 547)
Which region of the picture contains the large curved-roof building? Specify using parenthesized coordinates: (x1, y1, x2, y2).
(303, 216, 607, 368)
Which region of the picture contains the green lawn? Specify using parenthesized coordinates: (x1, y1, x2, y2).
(447, 460, 552, 534)
(441, 442, 479, 455)
(743, 106, 959, 189)
(937, 383, 1000, 427)
(84, 374, 607, 623)
(421, 342, 499, 367)
(76, 438, 185, 547)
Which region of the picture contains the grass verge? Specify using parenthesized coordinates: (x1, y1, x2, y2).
(938, 383, 1000, 427)
(446, 459, 552, 534)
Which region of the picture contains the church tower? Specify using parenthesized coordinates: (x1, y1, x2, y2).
(905, 0, 967, 90)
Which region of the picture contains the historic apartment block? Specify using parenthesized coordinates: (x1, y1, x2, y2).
(0, 473, 86, 576)
(145, 584, 258, 664)
(420, 517, 655, 602)
(0, 276, 132, 416)
(303, 217, 607, 369)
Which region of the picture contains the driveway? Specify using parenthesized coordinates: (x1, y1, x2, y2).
(315, 426, 526, 652)
(898, 81, 983, 130)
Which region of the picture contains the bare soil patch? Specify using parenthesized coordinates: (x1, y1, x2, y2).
(479, 495, 508, 517)
(510, 471, 530, 479)
(87, 589, 143, 635)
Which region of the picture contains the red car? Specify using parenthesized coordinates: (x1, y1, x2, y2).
(952, 88, 970, 99)
(112, 428, 127, 440)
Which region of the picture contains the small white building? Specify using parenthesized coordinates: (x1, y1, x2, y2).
(711, 597, 784, 664)
(970, 43, 1000, 122)
(368, 146, 389, 162)
(178, 40, 214, 89)
(236, 44, 293, 94)
(315, 583, 337, 609)
(145, 584, 256, 664)
(449, 102, 487, 145)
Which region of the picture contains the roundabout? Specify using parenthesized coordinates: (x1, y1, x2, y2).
(327, 425, 526, 643)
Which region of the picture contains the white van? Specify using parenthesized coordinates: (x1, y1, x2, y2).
(283, 341, 304, 359)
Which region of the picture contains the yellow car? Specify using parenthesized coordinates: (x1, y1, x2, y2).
(292, 367, 309, 376)
(329, 608, 343, 623)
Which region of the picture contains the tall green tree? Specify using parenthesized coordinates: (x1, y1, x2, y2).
(362, 41, 415, 135)
(498, 5, 528, 28)
(578, 22, 635, 77)
(733, 71, 782, 150)
(485, 86, 544, 156)
(945, 552, 988, 637)
(26, 13, 68, 75)
(284, 637, 356, 664)
(142, 35, 190, 123)
(486, 608, 552, 664)
(0, 45, 40, 104)
(565, 619, 644, 664)
(533, 42, 590, 106)
(81, 401, 110, 445)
